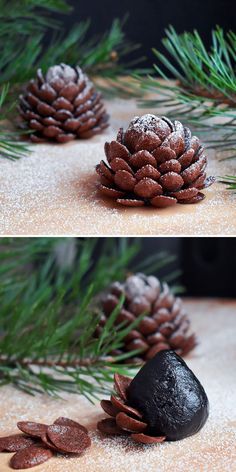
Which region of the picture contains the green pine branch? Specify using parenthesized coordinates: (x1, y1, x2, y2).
(0, 0, 145, 159)
(219, 175, 236, 190)
(0, 84, 31, 160)
(0, 1, 144, 94)
(137, 26, 236, 158)
(0, 238, 179, 400)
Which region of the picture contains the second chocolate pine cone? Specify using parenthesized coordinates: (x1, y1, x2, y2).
(96, 114, 215, 207)
(98, 273, 196, 363)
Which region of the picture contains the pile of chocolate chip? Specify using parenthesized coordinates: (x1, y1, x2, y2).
(0, 417, 91, 469)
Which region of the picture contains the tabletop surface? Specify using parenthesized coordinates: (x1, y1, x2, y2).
(0, 298, 235, 472)
(1, 96, 236, 236)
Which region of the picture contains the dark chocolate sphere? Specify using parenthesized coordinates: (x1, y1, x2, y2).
(127, 350, 209, 441)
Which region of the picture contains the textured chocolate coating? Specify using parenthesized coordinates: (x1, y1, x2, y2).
(127, 350, 209, 441)
(96, 114, 215, 207)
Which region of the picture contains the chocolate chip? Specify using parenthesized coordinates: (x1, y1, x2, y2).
(40, 431, 59, 451)
(131, 433, 166, 444)
(134, 178, 163, 198)
(129, 150, 157, 169)
(97, 418, 124, 435)
(135, 164, 160, 181)
(178, 192, 205, 204)
(145, 343, 170, 360)
(110, 395, 142, 419)
(159, 172, 184, 192)
(47, 424, 91, 454)
(98, 160, 114, 182)
(54, 417, 88, 434)
(138, 317, 158, 335)
(181, 156, 207, 184)
(105, 141, 130, 163)
(114, 373, 131, 401)
(114, 170, 136, 191)
(10, 445, 53, 469)
(170, 187, 198, 200)
(162, 132, 185, 156)
(126, 338, 149, 352)
(116, 412, 147, 433)
(152, 146, 176, 164)
(151, 195, 177, 208)
(146, 331, 165, 345)
(178, 149, 195, 169)
(0, 434, 35, 452)
(17, 422, 48, 438)
(99, 185, 125, 198)
(158, 159, 181, 174)
(101, 400, 120, 417)
(110, 158, 133, 173)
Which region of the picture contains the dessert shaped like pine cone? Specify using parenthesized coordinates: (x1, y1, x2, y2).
(97, 273, 196, 364)
(19, 63, 109, 143)
(97, 351, 209, 443)
(96, 114, 215, 207)
(97, 371, 166, 444)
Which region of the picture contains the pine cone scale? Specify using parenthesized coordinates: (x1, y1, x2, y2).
(96, 114, 214, 207)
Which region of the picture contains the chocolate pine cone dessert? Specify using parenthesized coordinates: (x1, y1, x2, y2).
(98, 273, 196, 363)
(96, 114, 215, 207)
(97, 351, 209, 443)
(19, 63, 109, 143)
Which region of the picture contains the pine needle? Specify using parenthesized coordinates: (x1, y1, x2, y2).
(219, 175, 236, 190)
(0, 237, 179, 400)
(0, 84, 30, 160)
(137, 26, 236, 153)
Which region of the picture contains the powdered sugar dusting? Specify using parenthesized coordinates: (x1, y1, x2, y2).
(0, 300, 235, 472)
(0, 98, 235, 235)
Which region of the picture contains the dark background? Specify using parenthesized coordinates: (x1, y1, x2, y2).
(94, 238, 236, 297)
(56, 0, 236, 68)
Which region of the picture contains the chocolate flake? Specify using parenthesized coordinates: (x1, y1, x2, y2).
(47, 424, 91, 454)
(17, 422, 48, 438)
(10, 445, 53, 469)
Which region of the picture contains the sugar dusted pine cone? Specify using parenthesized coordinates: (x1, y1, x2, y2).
(97, 350, 209, 443)
(19, 63, 109, 143)
(97, 273, 196, 363)
(96, 114, 215, 207)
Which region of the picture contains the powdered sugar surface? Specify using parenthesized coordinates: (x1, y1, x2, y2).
(0, 299, 235, 472)
(0, 98, 235, 235)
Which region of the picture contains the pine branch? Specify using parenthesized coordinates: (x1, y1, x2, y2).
(219, 175, 236, 190)
(0, 2, 144, 97)
(137, 26, 236, 157)
(0, 84, 30, 160)
(0, 238, 178, 400)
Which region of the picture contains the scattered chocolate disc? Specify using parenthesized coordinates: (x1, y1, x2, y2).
(10, 445, 53, 469)
(54, 417, 88, 434)
(40, 431, 59, 452)
(17, 421, 48, 438)
(0, 434, 35, 452)
(47, 424, 91, 454)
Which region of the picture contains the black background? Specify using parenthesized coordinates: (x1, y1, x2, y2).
(94, 238, 236, 297)
(56, 0, 236, 68)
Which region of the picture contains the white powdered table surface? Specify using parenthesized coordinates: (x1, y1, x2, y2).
(0, 298, 235, 472)
(0, 96, 236, 236)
